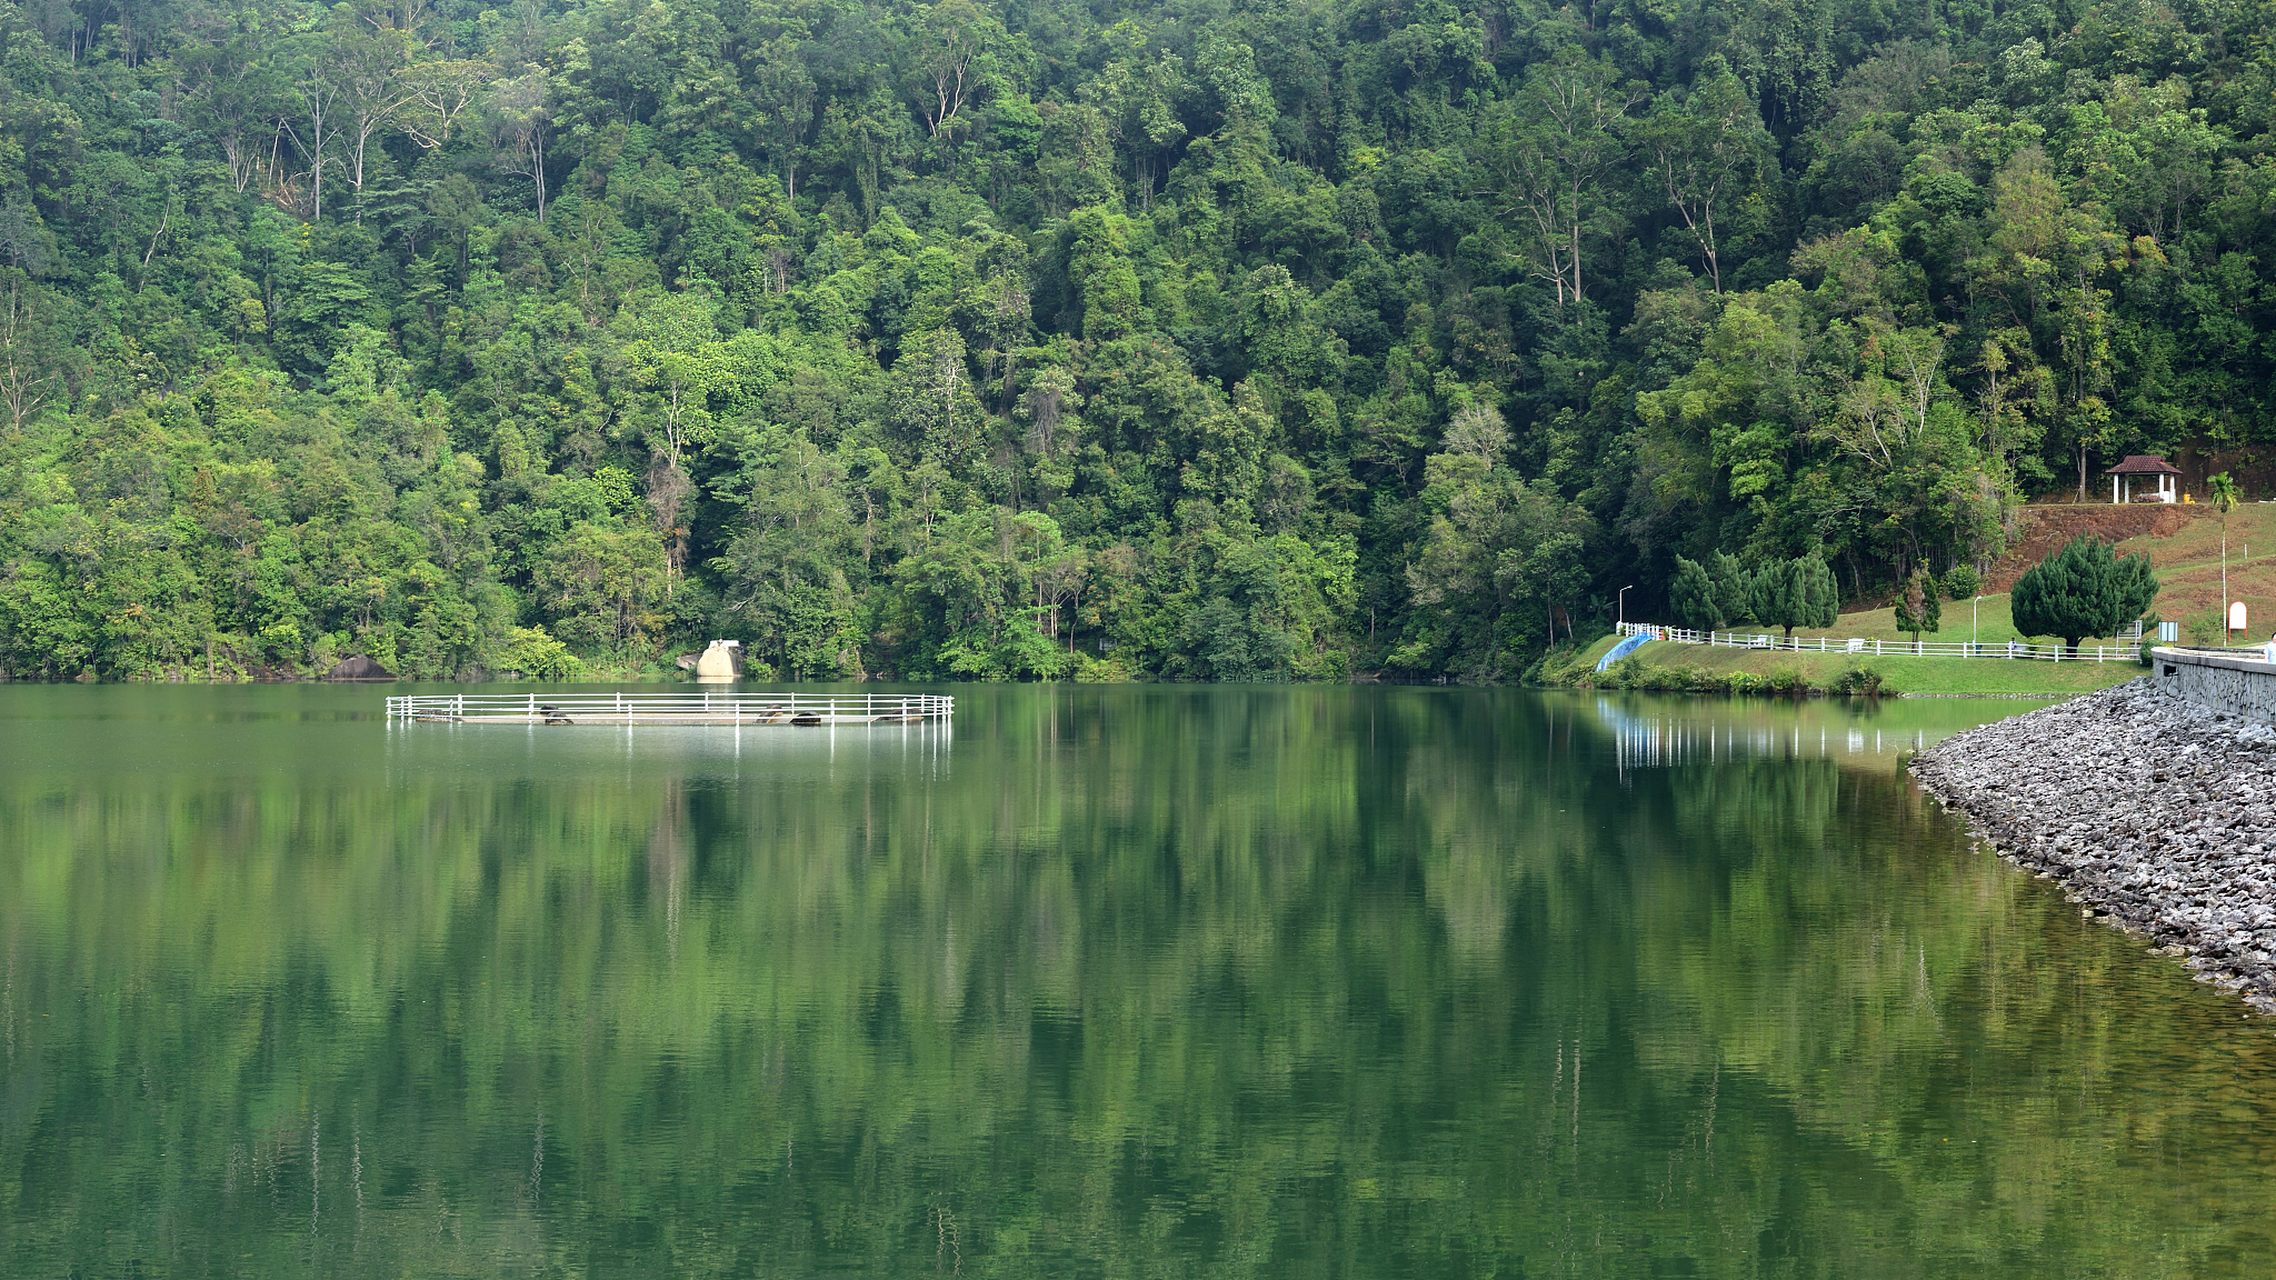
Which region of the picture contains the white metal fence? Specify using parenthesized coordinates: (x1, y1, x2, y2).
(1613, 621, 2143, 663)
(386, 691, 955, 724)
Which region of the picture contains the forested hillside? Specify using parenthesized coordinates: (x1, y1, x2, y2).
(0, 0, 2265, 681)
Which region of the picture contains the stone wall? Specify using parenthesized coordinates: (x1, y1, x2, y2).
(2151, 646, 2276, 722)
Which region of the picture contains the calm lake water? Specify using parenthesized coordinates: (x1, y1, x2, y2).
(5, 683, 2276, 1276)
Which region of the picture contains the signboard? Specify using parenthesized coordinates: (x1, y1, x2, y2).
(2158, 620, 2180, 642)
(2231, 601, 2250, 634)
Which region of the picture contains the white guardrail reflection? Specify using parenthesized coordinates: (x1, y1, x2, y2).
(1595, 698, 1928, 773)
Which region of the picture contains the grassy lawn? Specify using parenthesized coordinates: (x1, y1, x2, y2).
(1570, 500, 2276, 696)
(1764, 592, 2106, 648)
(2108, 502, 2276, 642)
(1567, 633, 2145, 696)
(1730, 503, 2276, 648)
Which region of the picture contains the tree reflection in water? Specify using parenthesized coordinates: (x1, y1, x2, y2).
(0, 684, 2270, 1276)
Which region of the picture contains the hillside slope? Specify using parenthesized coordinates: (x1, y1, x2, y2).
(1579, 504, 2275, 694)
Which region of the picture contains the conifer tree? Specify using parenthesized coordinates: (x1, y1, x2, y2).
(1669, 555, 1724, 630)
(1893, 562, 1940, 645)
(1748, 555, 1841, 637)
(1709, 552, 1755, 626)
(1745, 558, 1787, 631)
(1796, 556, 1839, 631)
(2011, 537, 2159, 656)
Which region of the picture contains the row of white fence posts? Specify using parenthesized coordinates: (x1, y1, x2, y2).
(1613, 621, 2140, 663)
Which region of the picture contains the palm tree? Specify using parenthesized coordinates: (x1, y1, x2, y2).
(2212, 470, 2240, 640)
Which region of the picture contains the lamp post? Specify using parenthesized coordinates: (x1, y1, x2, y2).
(1973, 595, 1982, 656)
(1618, 584, 1634, 630)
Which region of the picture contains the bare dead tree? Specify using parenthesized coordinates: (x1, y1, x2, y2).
(333, 32, 419, 202)
(912, 0, 984, 139)
(398, 59, 493, 148)
(0, 278, 57, 434)
(284, 67, 341, 219)
(489, 67, 551, 217)
(646, 453, 695, 592)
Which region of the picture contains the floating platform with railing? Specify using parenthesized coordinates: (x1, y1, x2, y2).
(385, 692, 954, 726)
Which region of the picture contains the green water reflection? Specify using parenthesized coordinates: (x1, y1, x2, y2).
(4, 684, 2275, 1276)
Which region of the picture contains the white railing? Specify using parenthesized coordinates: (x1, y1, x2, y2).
(1614, 621, 2143, 663)
(386, 691, 954, 723)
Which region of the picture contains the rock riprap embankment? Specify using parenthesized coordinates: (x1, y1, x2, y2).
(1911, 678, 2276, 1014)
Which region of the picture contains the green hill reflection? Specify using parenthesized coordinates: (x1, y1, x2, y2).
(1, 684, 2269, 1277)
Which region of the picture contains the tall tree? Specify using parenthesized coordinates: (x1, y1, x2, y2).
(1892, 561, 1940, 644)
(1481, 53, 1640, 310)
(288, 40, 342, 220)
(752, 38, 818, 197)
(1087, 46, 1188, 209)
(0, 275, 61, 434)
(1670, 555, 1724, 630)
(2012, 537, 2159, 655)
(907, 0, 994, 144)
(1630, 62, 1770, 293)
(489, 66, 552, 217)
(397, 59, 495, 150)
(329, 23, 415, 202)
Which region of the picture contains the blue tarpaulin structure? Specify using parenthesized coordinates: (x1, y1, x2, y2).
(1597, 630, 1655, 672)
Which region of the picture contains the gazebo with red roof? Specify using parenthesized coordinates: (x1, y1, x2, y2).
(2106, 454, 2182, 504)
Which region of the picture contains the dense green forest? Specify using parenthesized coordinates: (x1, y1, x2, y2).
(0, 0, 2265, 680)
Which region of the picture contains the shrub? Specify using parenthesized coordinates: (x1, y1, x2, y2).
(2184, 606, 2226, 647)
(1830, 665, 1885, 696)
(1942, 565, 1979, 600)
(1074, 652, 1136, 682)
(496, 625, 586, 680)
(258, 620, 305, 668)
(2137, 613, 2163, 667)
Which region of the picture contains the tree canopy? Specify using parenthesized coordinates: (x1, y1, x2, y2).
(1893, 561, 1942, 643)
(0, 0, 2261, 680)
(2011, 537, 2159, 653)
(1669, 552, 1833, 636)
